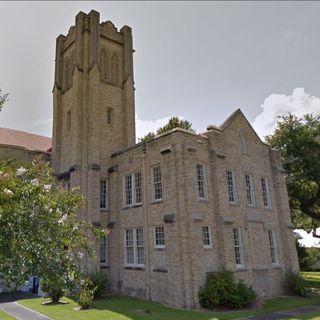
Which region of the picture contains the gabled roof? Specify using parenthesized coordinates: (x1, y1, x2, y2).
(207, 108, 268, 145)
(0, 127, 52, 152)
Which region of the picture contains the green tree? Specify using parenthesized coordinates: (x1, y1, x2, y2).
(0, 87, 8, 111)
(156, 117, 194, 135)
(138, 132, 155, 143)
(138, 117, 195, 143)
(266, 114, 320, 237)
(0, 159, 102, 301)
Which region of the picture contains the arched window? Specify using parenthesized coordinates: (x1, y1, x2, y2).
(63, 58, 69, 91)
(100, 48, 108, 79)
(110, 52, 119, 83)
(240, 130, 248, 154)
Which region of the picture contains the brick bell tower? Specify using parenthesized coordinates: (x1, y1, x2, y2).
(52, 10, 135, 269)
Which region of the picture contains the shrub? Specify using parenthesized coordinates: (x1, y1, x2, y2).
(287, 271, 310, 297)
(88, 271, 108, 298)
(41, 277, 65, 303)
(198, 271, 256, 309)
(78, 278, 95, 309)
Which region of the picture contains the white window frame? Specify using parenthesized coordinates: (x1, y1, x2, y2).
(244, 173, 256, 207)
(202, 226, 212, 248)
(154, 226, 165, 249)
(261, 177, 271, 208)
(196, 163, 208, 200)
(151, 164, 163, 202)
(124, 228, 144, 267)
(226, 170, 237, 204)
(100, 179, 108, 210)
(100, 235, 108, 266)
(233, 228, 245, 268)
(268, 230, 279, 266)
(123, 172, 142, 207)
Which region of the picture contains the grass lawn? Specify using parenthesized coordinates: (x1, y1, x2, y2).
(302, 272, 320, 289)
(0, 309, 16, 320)
(19, 294, 320, 320)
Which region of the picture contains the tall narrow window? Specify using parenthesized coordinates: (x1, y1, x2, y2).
(125, 228, 144, 267)
(151, 165, 162, 202)
(63, 58, 69, 91)
(100, 48, 107, 79)
(226, 170, 237, 204)
(240, 130, 248, 154)
(196, 164, 208, 200)
(107, 107, 113, 125)
(67, 110, 71, 130)
(268, 230, 279, 265)
(261, 177, 271, 208)
(124, 172, 142, 207)
(245, 174, 256, 206)
(100, 235, 107, 265)
(154, 226, 165, 248)
(125, 229, 134, 265)
(202, 226, 212, 248)
(124, 174, 133, 206)
(233, 228, 244, 268)
(110, 53, 119, 83)
(100, 179, 108, 210)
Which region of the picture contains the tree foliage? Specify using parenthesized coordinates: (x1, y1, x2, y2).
(138, 117, 195, 143)
(266, 114, 320, 236)
(0, 159, 101, 297)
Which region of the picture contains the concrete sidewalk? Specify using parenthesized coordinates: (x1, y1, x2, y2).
(0, 301, 52, 320)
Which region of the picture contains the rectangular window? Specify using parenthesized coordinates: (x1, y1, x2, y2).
(233, 228, 244, 268)
(261, 177, 271, 208)
(125, 228, 144, 267)
(196, 164, 208, 200)
(124, 172, 142, 207)
(154, 226, 165, 248)
(245, 174, 255, 206)
(202, 226, 212, 248)
(107, 107, 113, 125)
(100, 235, 107, 265)
(226, 170, 237, 204)
(100, 179, 108, 210)
(67, 110, 71, 130)
(268, 230, 279, 265)
(151, 165, 162, 202)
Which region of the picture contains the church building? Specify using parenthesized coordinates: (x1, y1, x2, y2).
(0, 10, 299, 308)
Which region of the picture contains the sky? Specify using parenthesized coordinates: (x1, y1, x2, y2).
(0, 1, 320, 246)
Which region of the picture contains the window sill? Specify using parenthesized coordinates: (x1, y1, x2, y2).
(198, 198, 209, 203)
(122, 204, 143, 210)
(155, 247, 165, 251)
(228, 202, 239, 207)
(153, 268, 168, 273)
(203, 246, 213, 249)
(100, 209, 109, 212)
(124, 266, 145, 271)
(100, 265, 109, 269)
(151, 200, 163, 205)
(235, 267, 247, 272)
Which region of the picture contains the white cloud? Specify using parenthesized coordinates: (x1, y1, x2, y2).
(252, 88, 320, 140)
(295, 229, 320, 248)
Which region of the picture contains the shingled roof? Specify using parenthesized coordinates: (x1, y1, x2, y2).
(0, 127, 52, 152)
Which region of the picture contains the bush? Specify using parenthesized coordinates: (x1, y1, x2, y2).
(78, 278, 95, 309)
(88, 271, 108, 298)
(287, 271, 310, 297)
(198, 271, 256, 309)
(41, 277, 65, 303)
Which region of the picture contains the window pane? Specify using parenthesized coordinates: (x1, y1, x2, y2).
(197, 164, 208, 199)
(155, 226, 165, 247)
(135, 172, 142, 204)
(125, 175, 132, 206)
(152, 165, 162, 201)
(100, 236, 106, 264)
(100, 180, 107, 209)
(202, 226, 211, 246)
